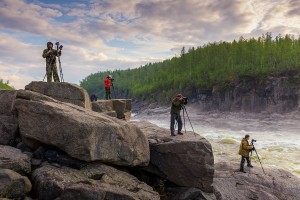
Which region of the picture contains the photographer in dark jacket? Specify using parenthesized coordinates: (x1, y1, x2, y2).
(170, 94, 186, 136)
(42, 41, 62, 82)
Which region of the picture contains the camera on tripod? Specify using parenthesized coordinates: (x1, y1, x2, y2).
(181, 97, 188, 105)
(55, 42, 63, 49)
(251, 139, 257, 143)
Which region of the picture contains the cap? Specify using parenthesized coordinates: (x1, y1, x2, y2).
(176, 94, 182, 97)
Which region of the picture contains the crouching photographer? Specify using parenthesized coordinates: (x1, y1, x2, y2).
(170, 94, 188, 136)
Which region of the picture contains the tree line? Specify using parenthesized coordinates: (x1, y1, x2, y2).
(80, 33, 300, 102)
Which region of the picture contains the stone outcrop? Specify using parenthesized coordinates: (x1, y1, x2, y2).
(0, 145, 31, 175)
(0, 169, 32, 199)
(185, 75, 300, 113)
(213, 162, 300, 200)
(15, 90, 149, 166)
(32, 163, 160, 200)
(92, 99, 132, 121)
(132, 121, 214, 193)
(0, 90, 18, 145)
(25, 81, 92, 110)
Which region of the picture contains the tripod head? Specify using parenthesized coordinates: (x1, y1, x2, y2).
(55, 42, 63, 50)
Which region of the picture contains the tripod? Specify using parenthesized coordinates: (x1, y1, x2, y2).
(181, 104, 197, 137)
(56, 43, 64, 82)
(250, 140, 266, 174)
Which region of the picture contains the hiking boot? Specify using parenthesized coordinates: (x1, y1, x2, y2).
(239, 169, 246, 173)
(178, 132, 183, 135)
(171, 132, 176, 136)
(247, 164, 253, 168)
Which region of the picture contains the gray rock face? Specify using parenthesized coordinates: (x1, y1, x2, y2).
(213, 162, 300, 200)
(25, 81, 92, 109)
(32, 163, 160, 200)
(0, 145, 31, 175)
(132, 121, 214, 193)
(193, 75, 300, 113)
(0, 91, 18, 145)
(15, 90, 149, 166)
(91, 100, 113, 112)
(0, 169, 32, 199)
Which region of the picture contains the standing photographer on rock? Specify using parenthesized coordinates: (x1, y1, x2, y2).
(239, 134, 254, 173)
(42, 42, 62, 82)
(104, 75, 112, 99)
(170, 94, 187, 136)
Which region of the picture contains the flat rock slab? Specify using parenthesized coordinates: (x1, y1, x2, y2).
(0, 145, 31, 175)
(0, 169, 32, 199)
(213, 162, 300, 200)
(132, 121, 214, 193)
(32, 163, 160, 200)
(15, 90, 149, 166)
(25, 81, 91, 109)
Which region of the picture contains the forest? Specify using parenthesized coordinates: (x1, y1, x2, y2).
(0, 80, 14, 90)
(80, 33, 300, 102)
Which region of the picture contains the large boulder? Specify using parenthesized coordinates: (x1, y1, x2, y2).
(0, 169, 32, 199)
(213, 162, 300, 200)
(32, 163, 160, 200)
(14, 90, 149, 166)
(25, 81, 92, 110)
(0, 91, 18, 145)
(132, 121, 214, 193)
(91, 100, 113, 112)
(0, 145, 31, 175)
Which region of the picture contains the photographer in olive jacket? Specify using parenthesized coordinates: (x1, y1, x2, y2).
(239, 134, 254, 173)
(42, 42, 62, 82)
(170, 94, 186, 136)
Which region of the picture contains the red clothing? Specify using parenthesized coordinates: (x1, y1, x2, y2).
(104, 77, 111, 88)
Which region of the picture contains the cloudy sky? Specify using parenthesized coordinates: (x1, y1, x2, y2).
(1, 0, 300, 89)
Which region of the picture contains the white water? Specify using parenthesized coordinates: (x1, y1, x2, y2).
(133, 105, 300, 177)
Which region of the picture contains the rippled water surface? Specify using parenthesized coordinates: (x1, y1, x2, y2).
(133, 105, 300, 177)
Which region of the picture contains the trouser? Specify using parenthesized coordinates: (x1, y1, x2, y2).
(240, 156, 251, 171)
(46, 63, 60, 82)
(170, 113, 182, 134)
(105, 88, 111, 99)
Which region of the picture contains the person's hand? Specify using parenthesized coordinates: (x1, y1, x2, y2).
(47, 50, 52, 54)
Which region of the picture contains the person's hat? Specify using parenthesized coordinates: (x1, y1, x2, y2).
(108, 75, 112, 78)
(47, 41, 53, 46)
(176, 94, 182, 97)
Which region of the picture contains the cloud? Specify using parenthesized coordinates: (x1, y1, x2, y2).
(1, 0, 300, 89)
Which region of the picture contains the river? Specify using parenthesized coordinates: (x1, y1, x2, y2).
(132, 104, 300, 177)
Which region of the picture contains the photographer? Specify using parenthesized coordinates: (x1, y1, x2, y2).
(170, 94, 187, 136)
(238, 134, 254, 173)
(42, 42, 62, 82)
(104, 75, 113, 99)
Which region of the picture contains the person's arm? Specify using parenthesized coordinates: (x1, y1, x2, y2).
(242, 141, 253, 150)
(172, 99, 181, 107)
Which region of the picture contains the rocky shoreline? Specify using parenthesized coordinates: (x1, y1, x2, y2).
(1, 81, 299, 200)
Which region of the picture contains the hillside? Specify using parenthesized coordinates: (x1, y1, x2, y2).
(0, 80, 14, 90)
(80, 33, 300, 103)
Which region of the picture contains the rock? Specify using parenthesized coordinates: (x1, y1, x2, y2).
(32, 163, 160, 200)
(104, 111, 117, 118)
(25, 81, 92, 109)
(162, 187, 216, 200)
(0, 169, 32, 199)
(91, 100, 113, 112)
(213, 161, 300, 200)
(0, 115, 18, 146)
(112, 99, 126, 119)
(0, 145, 31, 175)
(0, 91, 18, 146)
(132, 121, 214, 193)
(14, 90, 149, 166)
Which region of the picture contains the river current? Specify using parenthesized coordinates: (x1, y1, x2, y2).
(132, 104, 300, 177)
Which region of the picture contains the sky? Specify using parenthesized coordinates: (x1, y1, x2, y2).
(1, 0, 300, 89)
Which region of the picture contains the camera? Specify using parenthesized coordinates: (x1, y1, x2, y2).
(251, 139, 256, 143)
(55, 42, 63, 49)
(181, 97, 188, 105)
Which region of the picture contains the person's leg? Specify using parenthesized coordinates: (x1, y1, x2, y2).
(105, 88, 109, 99)
(108, 88, 111, 99)
(177, 115, 183, 134)
(52, 64, 60, 82)
(170, 114, 176, 136)
(246, 157, 253, 167)
(240, 156, 246, 172)
(46, 64, 52, 82)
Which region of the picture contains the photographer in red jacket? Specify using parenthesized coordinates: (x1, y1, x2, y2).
(104, 75, 112, 99)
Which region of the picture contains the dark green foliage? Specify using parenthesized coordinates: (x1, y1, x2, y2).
(80, 33, 300, 102)
(0, 79, 15, 90)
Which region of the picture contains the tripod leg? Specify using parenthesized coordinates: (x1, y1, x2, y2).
(183, 105, 197, 137)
